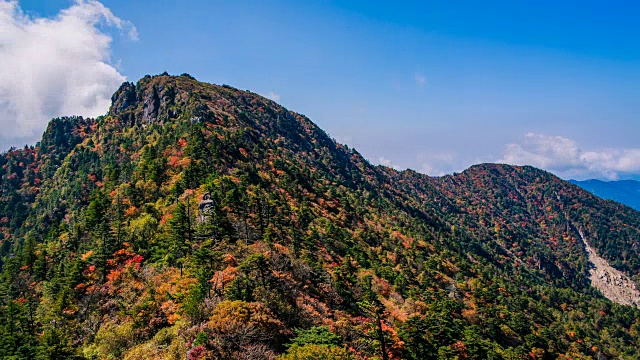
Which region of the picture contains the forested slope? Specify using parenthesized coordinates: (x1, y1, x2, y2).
(1, 74, 639, 359)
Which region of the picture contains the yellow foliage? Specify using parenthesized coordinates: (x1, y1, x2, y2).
(123, 326, 187, 360)
(277, 344, 353, 360)
(208, 300, 285, 344)
(84, 321, 135, 359)
(81, 250, 94, 260)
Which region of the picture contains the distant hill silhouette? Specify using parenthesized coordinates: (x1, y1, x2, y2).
(570, 179, 640, 210)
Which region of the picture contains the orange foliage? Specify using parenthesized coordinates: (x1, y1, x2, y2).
(168, 155, 180, 167)
(124, 205, 138, 217)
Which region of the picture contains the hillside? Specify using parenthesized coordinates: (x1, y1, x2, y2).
(570, 179, 640, 211)
(1, 74, 640, 359)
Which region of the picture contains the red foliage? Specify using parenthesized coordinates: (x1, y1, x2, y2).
(127, 255, 144, 265)
(187, 346, 205, 360)
(168, 155, 180, 167)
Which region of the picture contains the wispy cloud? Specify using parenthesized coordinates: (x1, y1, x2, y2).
(378, 157, 402, 170)
(0, 0, 136, 149)
(414, 73, 426, 88)
(334, 135, 353, 145)
(264, 91, 281, 102)
(418, 152, 459, 176)
(499, 133, 640, 180)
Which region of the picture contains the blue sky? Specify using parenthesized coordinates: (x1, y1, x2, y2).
(4, 0, 640, 179)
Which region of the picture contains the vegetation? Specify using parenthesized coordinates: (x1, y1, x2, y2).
(1, 74, 639, 359)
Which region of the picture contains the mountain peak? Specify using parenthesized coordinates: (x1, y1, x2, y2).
(108, 74, 286, 127)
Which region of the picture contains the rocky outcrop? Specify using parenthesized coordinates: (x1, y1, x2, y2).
(108, 75, 186, 125)
(109, 82, 137, 115)
(142, 85, 161, 123)
(580, 230, 640, 308)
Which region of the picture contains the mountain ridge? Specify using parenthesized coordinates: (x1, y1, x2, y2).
(570, 179, 640, 211)
(1, 74, 640, 359)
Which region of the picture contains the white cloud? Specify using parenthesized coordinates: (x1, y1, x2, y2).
(0, 0, 136, 148)
(378, 152, 468, 177)
(499, 133, 640, 180)
(378, 157, 402, 170)
(414, 73, 426, 88)
(334, 134, 353, 145)
(418, 152, 458, 176)
(264, 91, 280, 102)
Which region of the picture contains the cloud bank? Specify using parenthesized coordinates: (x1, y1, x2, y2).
(0, 0, 136, 149)
(500, 133, 640, 180)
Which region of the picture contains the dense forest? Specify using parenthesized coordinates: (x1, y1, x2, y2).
(1, 74, 640, 359)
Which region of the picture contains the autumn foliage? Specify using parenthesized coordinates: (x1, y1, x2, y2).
(0, 74, 638, 359)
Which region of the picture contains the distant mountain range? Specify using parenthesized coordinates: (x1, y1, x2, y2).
(570, 179, 640, 210)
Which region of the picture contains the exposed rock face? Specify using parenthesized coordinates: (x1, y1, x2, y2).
(580, 230, 640, 308)
(110, 82, 137, 115)
(141, 85, 160, 123)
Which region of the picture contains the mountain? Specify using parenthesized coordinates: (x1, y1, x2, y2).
(1, 74, 640, 359)
(570, 179, 640, 211)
